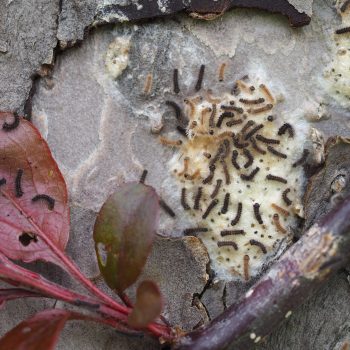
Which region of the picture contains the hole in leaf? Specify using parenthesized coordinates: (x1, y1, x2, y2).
(19, 232, 38, 247)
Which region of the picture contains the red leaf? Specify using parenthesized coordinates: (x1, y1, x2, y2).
(128, 280, 163, 328)
(0, 112, 69, 264)
(93, 183, 159, 293)
(0, 309, 80, 350)
(0, 289, 41, 309)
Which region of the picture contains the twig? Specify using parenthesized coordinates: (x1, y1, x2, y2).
(174, 194, 350, 350)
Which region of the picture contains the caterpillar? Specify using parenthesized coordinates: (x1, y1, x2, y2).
(218, 63, 226, 82)
(292, 149, 309, 167)
(194, 187, 203, 210)
(184, 227, 208, 236)
(255, 134, 280, 145)
(244, 124, 264, 140)
(195, 65, 205, 91)
(267, 146, 287, 159)
(143, 74, 153, 95)
(240, 167, 260, 181)
(139, 169, 148, 184)
(32, 194, 55, 210)
(231, 150, 240, 170)
(248, 104, 273, 114)
(239, 97, 265, 105)
(266, 174, 288, 184)
(203, 164, 216, 185)
(226, 119, 243, 127)
(159, 137, 183, 147)
(216, 112, 234, 128)
(249, 239, 267, 254)
(211, 179, 223, 199)
(240, 120, 255, 134)
(3, 112, 20, 131)
(253, 203, 263, 224)
(340, 0, 350, 12)
(15, 169, 24, 198)
(259, 84, 274, 103)
(243, 254, 250, 281)
(217, 241, 238, 250)
(231, 202, 242, 226)
(221, 159, 230, 185)
(277, 123, 294, 137)
(202, 199, 219, 219)
(173, 68, 180, 93)
(222, 106, 243, 114)
(209, 104, 217, 128)
(271, 203, 289, 217)
(282, 188, 292, 206)
(181, 188, 191, 210)
(243, 148, 254, 168)
(273, 213, 287, 234)
(335, 27, 350, 34)
(220, 229, 245, 236)
(233, 135, 249, 149)
(250, 137, 266, 155)
(221, 193, 230, 214)
(159, 198, 176, 217)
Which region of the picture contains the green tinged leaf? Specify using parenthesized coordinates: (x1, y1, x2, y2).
(128, 280, 163, 328)
(93, 183, 159, 293)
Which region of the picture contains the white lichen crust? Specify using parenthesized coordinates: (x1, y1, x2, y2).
(162, 74, 309, 281)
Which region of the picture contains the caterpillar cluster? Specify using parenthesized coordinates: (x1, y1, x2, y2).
(152, 66, 306, 281)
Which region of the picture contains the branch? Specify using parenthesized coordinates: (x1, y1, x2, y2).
(174, 194, 350, 350)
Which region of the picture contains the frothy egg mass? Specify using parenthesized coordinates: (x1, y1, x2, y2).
(160, 72, 309, 281)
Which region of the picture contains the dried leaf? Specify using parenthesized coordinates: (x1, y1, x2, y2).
(0, 112, 69, 264)
(0, 309, 80, 350)
(128, 280, 163, 328)
(93, 183, 159, 293)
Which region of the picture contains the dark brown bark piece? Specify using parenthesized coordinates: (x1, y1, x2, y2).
(95, 0, 311, 28)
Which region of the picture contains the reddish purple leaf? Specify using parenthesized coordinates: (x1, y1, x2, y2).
(128, 280, 163, 328)
(0, 112, 69, 265)
(93, 183, 159, 293)
(0, 309, 82, 350)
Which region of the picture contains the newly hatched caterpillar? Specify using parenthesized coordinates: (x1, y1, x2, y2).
(202, 199, 219, 219)
(139, 169, 148, 184)
(211, 179, 222, 199)
(216, 112, 234, 128)
(266, 174, 288, 184)
(244, 124, 264, 140)
(181, 188, 191, 210)
(256, 134, 280, 145)
(240, 167, 260, 181)
(249, 239, 267, 254)
(3, 112, 20, 131)
(231, 202, 243, 226)
(271, 203, 289, 217)
(239, 97, 265, 105)
(231, 150, 240, 170)
(242, 148, 254, 168)
(221, 193, 230, 214)
(159, 198, 176, 217)
(273, 213, 287, 234)
(278, 123, 294, 138)
(218, 63, 226, 82)
(253, 203, 263, 224)
(195, 65, 205, 91)
(259, 84, 274, 103)
(267, 146, 287, 159)
(282, 188, 292, 206)
(143, 74, 153, 95)
(217, 241, 238, 250)
(184, 227, 208, 236)
(15, 169, 24, 198)
(250, 137, 266, 155)
(173, 68, 180, 94)
(221, 159, 230, 185)
(220, 229, 245, 236)
(243, 254, 250, 281)
(248, 104, 273, 114)
(32, 194, 55, 210)
(194, 187, 203, 210)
